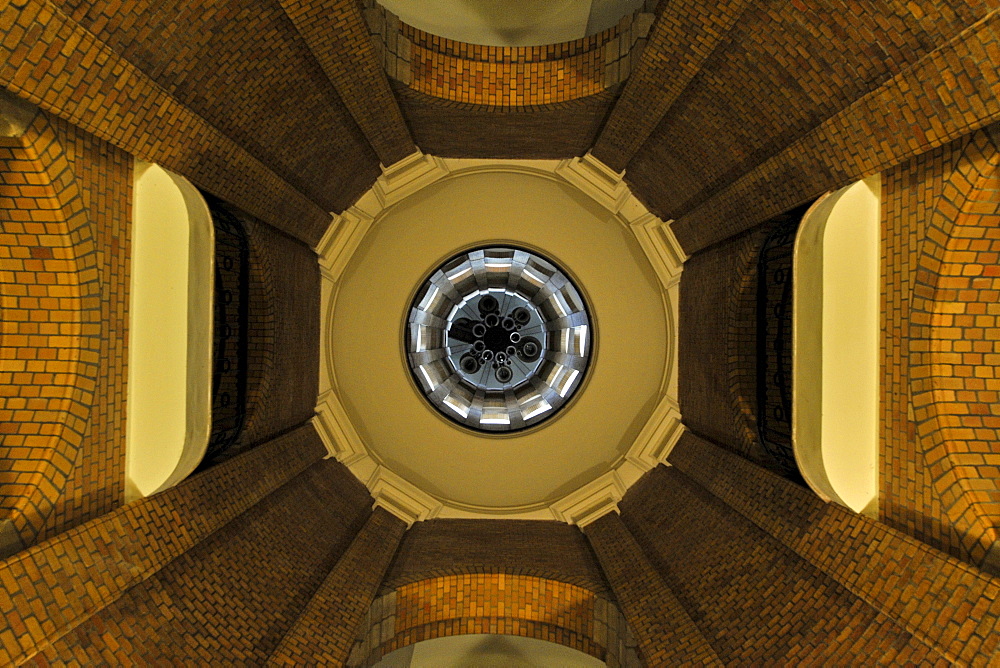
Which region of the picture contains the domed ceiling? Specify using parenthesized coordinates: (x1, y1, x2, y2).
(315, 153, 685, 523)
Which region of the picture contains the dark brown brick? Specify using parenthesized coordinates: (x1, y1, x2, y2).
(382, 519, 610, 595)
(585, 512, 722, 665)
(269, 507, 406, 665)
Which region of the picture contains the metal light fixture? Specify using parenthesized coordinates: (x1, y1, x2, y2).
(406, 246, 592, 432)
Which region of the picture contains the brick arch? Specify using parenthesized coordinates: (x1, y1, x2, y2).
(362, 0, 651, 108)
(348, 573, 640, 667)
(910, 127, 1000, 571)
(0, 113, 99, 553)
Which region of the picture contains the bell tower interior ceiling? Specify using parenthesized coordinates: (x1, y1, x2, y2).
(1, 0, 1000, 664)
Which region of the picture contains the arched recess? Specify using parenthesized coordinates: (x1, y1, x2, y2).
(0, 112, 99, 556)
(235, 214, 275, 449)
(727, 226, 766, 462)
(125, 163, 213, 500)
(910, 128, 1000, 571)
(793, 177, 880, 515)
(347, 574, 640, 667)
(374, 634, 606, 666)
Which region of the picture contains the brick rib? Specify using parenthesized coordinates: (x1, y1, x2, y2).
(277, 0, 415, 166)
(584, 512, 723, 665)
(592, 0, 752, 172)
(668, 432, 1000, 664)
(671, 9, 1000, 254)
(0, 424, 327, 666)
(268, 507, 408, 665)
(0, 0, 330, 245)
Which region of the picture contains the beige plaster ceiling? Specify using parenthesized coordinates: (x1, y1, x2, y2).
(376, 0, 645, 46)
(316, 153, 684, 523)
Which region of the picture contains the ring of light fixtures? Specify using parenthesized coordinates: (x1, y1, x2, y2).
(406, 246, 592, 433)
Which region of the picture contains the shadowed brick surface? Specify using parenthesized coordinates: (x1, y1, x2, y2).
(592, 0, 752, 171)
(668, 432, 1000, 664)
(585, 512, 722, 665)
(0, 2, 333, 245)
(626, 2, 1000, 253)
(0, 424, 327, 666)
(679, 224, 772, 470)
(277, 0, 415, 166)
(394, 82, 619, 159)
(52, 0, 381, 215)
(269, 507, 406, 665)
(42, 456, 372, 664)
(382, 519, 610, 595)
(621, 464, 941, 663)
(211, 202, 321, 459)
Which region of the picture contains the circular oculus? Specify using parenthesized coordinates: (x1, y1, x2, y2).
(406, 246, 592, 432)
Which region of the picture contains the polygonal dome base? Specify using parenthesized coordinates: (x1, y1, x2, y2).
(315, 152, 684, 524)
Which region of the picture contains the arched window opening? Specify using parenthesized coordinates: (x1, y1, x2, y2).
(126, 163, 214, 500)
(792, 177, 880, 516)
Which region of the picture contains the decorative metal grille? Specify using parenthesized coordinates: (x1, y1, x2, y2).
(756, 217, 800, 475)
(407, 246, 592, 433)
(204, 202, 249, 463)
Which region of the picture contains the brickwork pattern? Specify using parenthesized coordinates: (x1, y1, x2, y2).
(381, 519, 610, 595)
(679, 224, 774, 469)
(349, 585, 640, 667)
(240, 213, 277, 450)
(42, 456, 372, 664)
(0, 2, 332, 245)
(211, 202, 321, 457)
(907, 125, 1000, 572)
(668, 432, 1000, 664)
(620, 465, 939, 663)
(0, 423, 327, 666)
(365, 5, 652, 110)
(374, 574, 608, 664)
(632, 0, 995, 219)
(881, 133, 970, 561)
(665, 6, 1000, 255)
(407, 34, 605, 108)
(268, 507, 407, 666)
(277, 0, 415, 166)
(0, 112, 100, 553)
(36, 115, 130, 542)
(592, 0, 751, 171)
(362, 1, 652, 109)
(52, 0, 381, 215)
(584, 512, 722, 666)
(393, 82, 619, 160)
(612, 2, 998, 255)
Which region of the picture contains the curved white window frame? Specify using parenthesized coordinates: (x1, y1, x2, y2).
(792, 176, 880, 516)
(126, 163, 214, 500)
